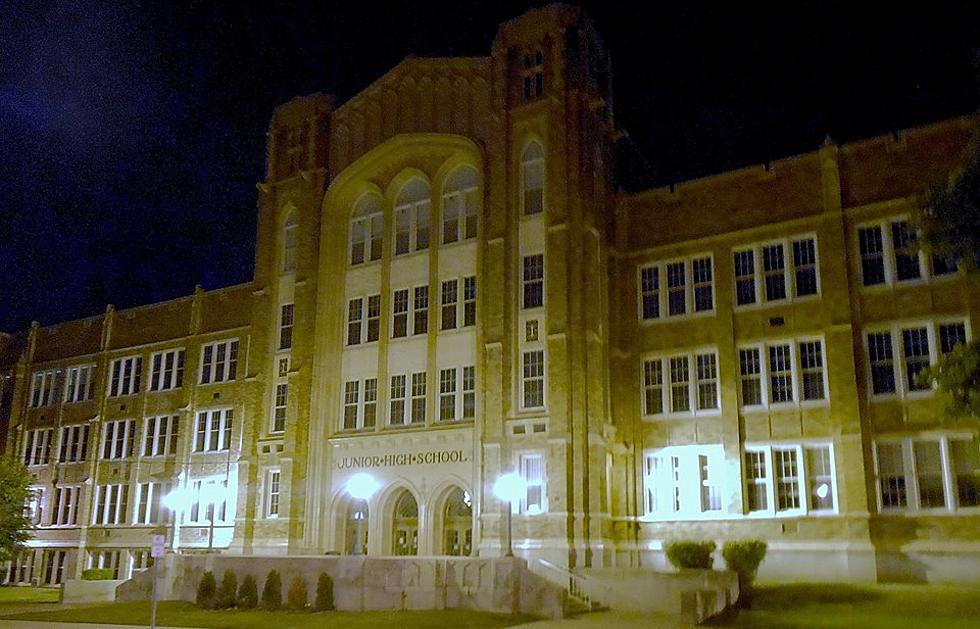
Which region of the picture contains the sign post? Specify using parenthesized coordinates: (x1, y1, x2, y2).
(150, 534, 165, 629)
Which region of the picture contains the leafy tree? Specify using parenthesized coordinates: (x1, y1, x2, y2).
(286, 576, 308, 610)
(261, 569, 282, 610)
(315, 572, 335, 611)
(237, 574, 259, 609)
(196, 570, 217, 609)
(918, 341, 980, 419)
(0, 460, 35, 563)
(216, 570, 238, 609)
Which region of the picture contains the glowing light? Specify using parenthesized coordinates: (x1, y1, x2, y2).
(346, 473, 380, 501)
(463, 490, 472, 508)
(816, 483, 830, 500)
(163, 487, 192, 511)
(492, 472, 526, 503)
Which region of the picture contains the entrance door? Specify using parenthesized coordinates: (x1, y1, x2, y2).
(391, 491, 418, 556)
(345, 499, 369, 555)
(442, 487, 473, 556)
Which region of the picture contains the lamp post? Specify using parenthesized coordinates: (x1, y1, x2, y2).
(346, 473, 380, 556)
(492, 472, 526, 558)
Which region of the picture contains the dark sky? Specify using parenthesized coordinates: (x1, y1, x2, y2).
(1, 1, 977, 332)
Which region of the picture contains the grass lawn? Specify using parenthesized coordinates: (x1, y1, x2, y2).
(730, 583, 980, 629)
(0, 600, 539, 629)
(0, 585, 61, 615)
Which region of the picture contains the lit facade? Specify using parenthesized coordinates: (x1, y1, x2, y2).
(2, 5, 979, 586)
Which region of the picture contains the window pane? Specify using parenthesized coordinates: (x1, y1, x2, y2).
(806, 446, 834, 511)
(867, 332, 896, 395)
(798, 341, 825, 401)
(939, 323, 967, 356)
(792, 238, 818, 296)
(666, 262, 686, 316)
(901, 327, 930, 391)
(695, 353, 718, 410)
(733, 250, 756, 305)
(877, 443, 907, 508)
(745, 451, 768, 512)
(640, 266, 660, 319)
(762, 244, 786, 301)
(739, 348, 762, 406)
(774, 449, 801, 511)
(891, 220, 921, 281)
(951, 438, 980, 508)
(692, 257, 713, 312)
(768, 344, 793, 403)
(669, 356, 689, 413)
(913, 441, 946, 509)
(642, 360, 663, 415)
(858, 226, 886, 286)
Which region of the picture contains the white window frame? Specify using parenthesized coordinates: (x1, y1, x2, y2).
(143, 415, 179, 457)
(873, 435, 980, 514)
(393, 180, 430, 256)
(107, 355, 142, 398)
(100, 419, 135, 460)
(391, 289, 410, 339)
(29, 369, 61, 408)
(737, 337, 829, 409)
(517, 451, 547, 514)
(279, 303, 294, 350)
(266, 469, 281, 518)
(743, 442, 838, 517)
(199, 339, 239, 385)
(23, 428, 53, 466)
(92, 484, 129, 526)
(863, 318, 971, 401)
(64, 364, 95, 403)
(520, 350, 546, 411)
(148, 348, 185, 392)
(135, 482, 169, 525)
(341, 377, 378, 431)
(350, 196, 384, 266)
(856, 215, 958, 289)
(441, 168, 479, 244)
(51, 485, 81, 527)
(637, 254, 715, 322)
(271, 383, 288, 433)
(193, 408, 234, 453)
(640, 349, 720, 419)
(58, 424, 90, 463)
(522, 254, 545, 310)
(641, 445, 726, 521)
(731, 234, 821, 309)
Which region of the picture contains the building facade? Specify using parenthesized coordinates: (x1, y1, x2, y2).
(3, 5, 979, 586)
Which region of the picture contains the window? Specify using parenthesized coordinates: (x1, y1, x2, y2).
(394, 178, 430, 255)
(389, 375, 406, 425)
(413, 286, 429, 335)
(266, 470, 281, 518)
(638, 255, 714, 320)
(142, 415, 179, 457)
(64, 364, 95, 403)
(343, 380, 360, 430)
(272, 384, 288, 432)
(521, 142, 545, 215)
(522, 350, 545, 409)
(875, 436, 980, 512)
(737, 338, 828, 408)
(732, 236, 819, 307)
(108, 356, 142, 397)
(149, 349, 185, 391)
(349, 295, 382, 345)
(193, 409, 233, 452)
(347, 298, 363, 346)
(864, 320, 970, 398)
(366, 295, 381, 342)
(187, 479, 228, 524)
(522, 50, 544, 100)
(135, 482, 169, 525)
(642, 446, 724, 518)
(641, 350, 719, 417)
(363, 378, 378, 428)
(282, 211, 298, 273)
(279, 304, 294, 350)
(92, 484, 129, 525)
(52, 486, 80, 526)
(23, 428, 52, 466)
(100, 420, 135, 460)
(200, 339, 239, 384)
(441, 280, 458, 330)
(392, 289, 409, 338)
(462, 366, 476, 419)
(59, 424, 90, 463)
(463, 276, 477, 327)
(350, 194, 383, 265)
(411, 372, 426, 424)
(522, 254, 544, 309)
(442, 165, 479, 243)
(858, 217, 955, 287)
(30, 369, 61, 408)
(519, 452, 546, 514)
(439, 368, 457, 421)
(436, 365, 475, 422)
(745, 444, 836, 516)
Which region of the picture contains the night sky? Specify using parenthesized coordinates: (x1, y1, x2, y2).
(1, 2, 977, 332)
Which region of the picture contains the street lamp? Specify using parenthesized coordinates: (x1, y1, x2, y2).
(162, 486, 193, 552)
(346, 473, 379, 556)
(492, 472, 526, 558)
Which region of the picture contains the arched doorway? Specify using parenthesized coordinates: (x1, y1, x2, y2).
(442, 486, 473, 556)
(344, 498, 369, 555)
(391, 490, 418, 556)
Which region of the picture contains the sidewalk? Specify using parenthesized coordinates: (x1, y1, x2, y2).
(512, 611, 696, 628)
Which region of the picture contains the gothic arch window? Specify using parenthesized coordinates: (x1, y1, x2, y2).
(350, 194, 384, 266)
(442, 165, 479, 244)
(391, 489, 419, 556)
(282, 210, 298, 273)
(522, 49, 543, 100)
(521, 142, 545, 216)
(394, 178, 430, 256)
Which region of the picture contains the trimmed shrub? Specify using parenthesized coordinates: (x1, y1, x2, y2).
(196, 570, 217, 609)
(315, 572, 335, 611)
(261, 569, 282, 611)
(216, 570, 238, 609)
(722, 540, 768, 607)
(80, 568, 115, 581)
(287, 576, 308, 610)
(237, 574, 259, 609)
(664, 540, 716, 570)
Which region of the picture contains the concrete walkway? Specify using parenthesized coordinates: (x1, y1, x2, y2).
(513, 611, 696, 628)
(0, 622, 203, 629)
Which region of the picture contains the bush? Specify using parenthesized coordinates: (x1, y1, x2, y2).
(664, 540, 716, 570)
(287, 576, 308, 610)
(237, 574, 258, 609)
(196, 571, 217, 609)
(315, 572, 335, 611)
(722, 540, 768, 607)
(80, 568, 116, 581)
(216, 570, 238, 609)
(261, 569, 282, 611)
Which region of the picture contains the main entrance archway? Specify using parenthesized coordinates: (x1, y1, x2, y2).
(391, 490, 418, 556)
(441, 486, 473, 556)
(343, 498, 369, 555)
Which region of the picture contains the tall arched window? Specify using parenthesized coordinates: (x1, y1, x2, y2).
(350, 195, 384, 265)
(521, 142, 545, 216)
(282, 210, 298, 273)
(394, 178, 430, 256)
(442, 165, 479, 244)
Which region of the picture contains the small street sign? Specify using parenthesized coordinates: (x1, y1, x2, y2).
(151, 534, 166, 558)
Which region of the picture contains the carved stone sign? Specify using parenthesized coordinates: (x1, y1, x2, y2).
(336, 449, 469, 469)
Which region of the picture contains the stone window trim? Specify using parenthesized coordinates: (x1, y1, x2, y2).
(737, 336, 829, 410)
(731, 233, 821, 309)
(637, 253, 715, 323)
(873, 435, 980, 514)
(855, 214, 959, 289)
(520, 349, 546, 411)
(265, 468, 282, 519)
(743, 442, 838, 518)
(862, 318, 970, 401)
(640, 347, 721, 419)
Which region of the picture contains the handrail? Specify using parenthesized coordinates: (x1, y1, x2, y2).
(533, 558, 609, 612)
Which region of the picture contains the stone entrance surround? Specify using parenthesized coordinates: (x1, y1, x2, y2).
(117, 554, 566, 618)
